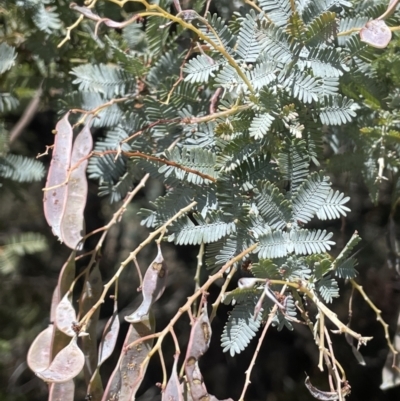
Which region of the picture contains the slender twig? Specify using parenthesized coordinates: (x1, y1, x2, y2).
(92, 149, 217, 183)
(210, 265, 237, 322)
(324, 327, 344, 401)
(158, 348, 167, 389)
(170, 327, 181, 355)
(193, 242, 205, 314)
(318, 312, 325, 371)
(9, 84, 43, 143)
(238, 285, 287, 401)
(350, 279, 398, 357)
(133, 257, 144, 288)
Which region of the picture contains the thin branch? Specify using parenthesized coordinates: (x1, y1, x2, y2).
(210, 265, 237, 322)
(350, 279, 398, 357)
(9, 84, 43, 143)
(92, 149, 217, 183)
(193, 242, 205, 314)
(238, 285, 287, 401)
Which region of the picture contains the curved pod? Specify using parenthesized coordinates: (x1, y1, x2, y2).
(60, 121, 93, 249)
(43, 113, 73, 240)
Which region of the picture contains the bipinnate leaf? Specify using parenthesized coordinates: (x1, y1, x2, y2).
(360, 20, 392, 49)
(49, 380, 75, 401)
(27, 325, 54, 373)
(44, 113, 73, 240)
(61, 121, 93, 249)
(98, 298, 120, 366)
(36, 337, 84, 383)
(55, 293, 77, 337)
(162, 354, 183, 401)
(125, 244, 167, 323)
(221, 302, 262, 356)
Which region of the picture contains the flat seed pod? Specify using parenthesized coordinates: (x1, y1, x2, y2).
(119, 319, 154, 400)
(55, 293, 77, 337)
(79, 263, 103, 382)
(305, 377, 341, 400)
(162, 354, 183, 401)
(360, 20, 392, 49)
(185, 306, 212, 361)
(125, 245, 167, 323)
(98, 298, 120, 366)
(44, 112, 73, 240)
(100, 363, 122, 401)
(27, 325, 54, 373)
(61, 121, 93, 249)
(101, 318, 154, 401)
(52, 252, 76, 360)
(36, 337, 85, 383)
(49, 380, 75, 401)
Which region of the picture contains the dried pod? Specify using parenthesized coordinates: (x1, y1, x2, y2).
(162, 354, 184, 401)
(185, 306, 212, 361)
(101, 318, 154, 401)
(185, 360, 208, 401)
(79, 263, 103, 383)
(55, 293, 77, 337)
(49, 380, 75, 401)
(360, 19, 392, 49)
(61, 121, 93, 249)
(98, 298, 120, 366)
(27, 325, 54, 373)
(43, 113, 73, 240)
(36, 337, 85, 383)
(304, 376, 350, 400)
(52, 252, 76, 360)
(125, 245, 167, 323)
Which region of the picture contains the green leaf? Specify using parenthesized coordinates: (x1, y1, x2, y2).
(316, 189, 350, 220)
(0, 43, 17, 75)
(236, 11, 262, 63)
(0, 232, 48, 274)
(292, 172, 331, 224)
(259, 0, 292, 27)
(168, 212, 236, 245)
(221, 300, 262, 356)
(0, 154, 45, 182)
(70, 64, 135, 98)
(319, 95, 356, 125)
(316, 276, 339, 303)
(288, 229, 335, 255)
(255, 181, 291, 229)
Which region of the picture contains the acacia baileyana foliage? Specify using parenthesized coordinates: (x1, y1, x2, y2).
(20, 0, 400, 400)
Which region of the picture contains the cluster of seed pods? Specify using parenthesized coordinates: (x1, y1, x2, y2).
(43, 113, 93, 249)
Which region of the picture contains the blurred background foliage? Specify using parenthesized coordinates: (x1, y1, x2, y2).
(1, 0, 400, 400)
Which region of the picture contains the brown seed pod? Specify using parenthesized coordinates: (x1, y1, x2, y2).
(55, 293, 77, 337)
(162, 354, 184, 401)
(36, 337, 85, 383)
(27, 325, 54, 373)
(360, 19, 392, 49)
(43, 113, 73, 240)
(61, 120, 93, 249)
(125, 244, 167, 323)
(49, 380, 75, 401)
